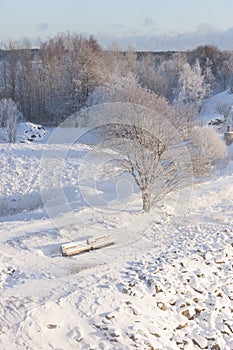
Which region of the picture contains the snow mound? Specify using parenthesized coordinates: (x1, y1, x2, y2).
(0, 143, 91, 217)
(17, 122, 48, 143)
(0, 122, 49, 143)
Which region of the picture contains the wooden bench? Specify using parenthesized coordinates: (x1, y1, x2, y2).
(61, 234, 115, 256)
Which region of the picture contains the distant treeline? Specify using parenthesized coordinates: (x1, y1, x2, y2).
(0, 34, 233, 125)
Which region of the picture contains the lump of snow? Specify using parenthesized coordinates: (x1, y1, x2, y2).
(17, 122, 48, 143)
(204, 251, 213, 261)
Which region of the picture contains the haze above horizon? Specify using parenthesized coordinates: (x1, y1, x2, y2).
(1, 0, 233, 51)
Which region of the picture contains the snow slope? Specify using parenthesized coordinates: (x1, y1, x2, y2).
(200, 89, 233, 128)
(0, 138, 232, 349)
(0, 94, 233, 349)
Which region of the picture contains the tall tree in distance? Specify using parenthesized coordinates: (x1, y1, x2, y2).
(173, 60, 210, 138)
(176, 60, 209, 109)
(0, 39, 19, 101)
(0, 98, 22, 143)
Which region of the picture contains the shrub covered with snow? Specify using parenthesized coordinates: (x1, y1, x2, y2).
(0, 99, 23, 143)
(189, 126, 227, 176)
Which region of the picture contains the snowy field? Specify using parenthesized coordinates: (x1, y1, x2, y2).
(0, 103, 233, 349)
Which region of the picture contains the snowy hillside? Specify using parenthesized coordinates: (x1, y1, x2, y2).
(0, 139, 233, 350)
(200, 89, 233, 128)
(0, 92, 233, 349)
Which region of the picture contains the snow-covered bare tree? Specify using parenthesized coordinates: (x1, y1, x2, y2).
(173, 60, 210, 139)
(0, 98, 22, 142)
(0, 39, 19, 101)
(157, 53, 187, 100)
(176, 60, 209, 110)
(63, 33, 107, 113)
(137, 53, 158, 92)
(216, 51, 233, 91)
(110, 107, 183, 213)
(85, 75, 191, 213)
(18, 39, 32, 119)
(104, 45, 138, 77)
(189, 126, 227, 176)
(188, 45, 233, 93)
(86, 73, 171, 116)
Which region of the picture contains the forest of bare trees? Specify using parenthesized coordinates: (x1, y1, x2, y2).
(1, 34, 233, 126)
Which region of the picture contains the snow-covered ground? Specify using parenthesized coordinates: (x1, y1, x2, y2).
(0, 105, 233, 349)
(0, 144, 232, 349)
(200, 89, 233, 129)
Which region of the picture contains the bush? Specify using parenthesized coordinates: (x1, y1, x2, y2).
(189, 126, 227, 176)
(0, 99, 22, 143)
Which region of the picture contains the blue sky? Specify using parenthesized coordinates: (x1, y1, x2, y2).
(1, 0, 233, 50)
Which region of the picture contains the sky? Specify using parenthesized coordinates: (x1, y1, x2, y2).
(1, 0, 233, 50)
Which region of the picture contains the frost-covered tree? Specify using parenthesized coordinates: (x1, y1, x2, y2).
(0, 39, 19, 101)
(173, 60, 210, 139)
(85, 75, 190, 213)
(176, 60, 209, 110)
(63, 33, 107, 112)
(189, 126, 227, 176)
(0, 98, 22, 142)
(86, 73, 171, 116)
(0, 34, 107, 125)
(104, 45, 138, 78)
(157, 53, 187, 100)
(137, 53, 158, 92)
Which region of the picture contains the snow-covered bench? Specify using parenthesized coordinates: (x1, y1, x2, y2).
(61, 235, 115, 256)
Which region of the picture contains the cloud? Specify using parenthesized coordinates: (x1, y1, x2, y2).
(37, 23, 49, 32)
(112, 24, 125, 32)
(196, 23, 221, 34)
(142, 18, 154, 30)
(97, 25, 233, 51)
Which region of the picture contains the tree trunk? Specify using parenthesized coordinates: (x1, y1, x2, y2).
(142, 188, 151, 213)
